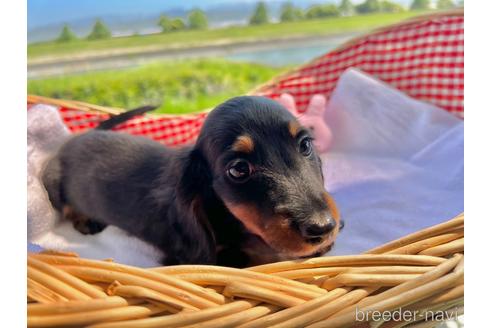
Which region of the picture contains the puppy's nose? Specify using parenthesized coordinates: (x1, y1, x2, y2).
(303, 217, 337, 238)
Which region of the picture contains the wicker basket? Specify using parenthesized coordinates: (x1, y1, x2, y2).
(27, 213, 463, 328)
(27, 10, 464, 327)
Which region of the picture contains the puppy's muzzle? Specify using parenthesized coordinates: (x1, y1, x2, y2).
(299, 215, 337, 243)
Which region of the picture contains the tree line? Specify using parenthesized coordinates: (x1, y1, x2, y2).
(57, 19, 111, 42)
(255, 0, 459, 24)
(55, 0, 462, 43)
(55, 9, 208, 43)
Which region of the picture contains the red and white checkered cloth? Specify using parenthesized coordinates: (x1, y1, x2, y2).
(56, 108, 208, 147)
(256, 13, 464, 118)
(28, 12, 464, 147)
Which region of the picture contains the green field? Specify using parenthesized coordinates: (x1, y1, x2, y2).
(27, 59, 285, 114)
(28, 12, 423, 60)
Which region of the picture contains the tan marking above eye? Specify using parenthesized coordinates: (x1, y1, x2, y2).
(288, 120, 301, 138)
(231, 135, 254, 153)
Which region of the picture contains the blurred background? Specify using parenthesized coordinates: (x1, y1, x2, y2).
(27, 0, 463, 114)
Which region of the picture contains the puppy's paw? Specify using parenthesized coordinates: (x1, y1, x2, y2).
(63, 206, 107, 235)
(73, 219, 107, 235)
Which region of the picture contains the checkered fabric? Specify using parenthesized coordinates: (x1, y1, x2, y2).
(255, 14, 464, 118)
(57, 107, 208, 147)
(28, 12, 463, 146)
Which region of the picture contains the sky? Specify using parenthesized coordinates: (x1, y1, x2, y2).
(28, 0, 276, 28)
(27, 0, 412, 29)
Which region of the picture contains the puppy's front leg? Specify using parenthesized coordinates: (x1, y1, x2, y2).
(158, 230, 216, 265)
(143, 206, 216, 266)
(216, 246, 251, 268)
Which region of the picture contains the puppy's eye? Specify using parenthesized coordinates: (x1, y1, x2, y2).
(299, 137, 313, 156)
(226, 159, 252, 182)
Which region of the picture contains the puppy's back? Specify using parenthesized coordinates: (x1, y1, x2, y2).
(54, 131, 177, 228)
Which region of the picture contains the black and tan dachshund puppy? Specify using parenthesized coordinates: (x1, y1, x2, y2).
(42, 96, 341, 267)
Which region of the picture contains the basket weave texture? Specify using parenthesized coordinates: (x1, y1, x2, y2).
(27, 213, 463, 328)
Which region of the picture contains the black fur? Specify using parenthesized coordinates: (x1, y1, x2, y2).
(42, 96, 341, 267)
(96, 105, 158, 130)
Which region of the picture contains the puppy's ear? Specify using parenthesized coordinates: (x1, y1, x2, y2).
(178, 148, 212, 203)
(175, 148, 216, 264)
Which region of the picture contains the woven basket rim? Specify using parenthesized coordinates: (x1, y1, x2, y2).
(27, 94, 210, 119)
(27, 213, 464, 327)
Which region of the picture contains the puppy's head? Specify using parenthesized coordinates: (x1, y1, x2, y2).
(192, 96, 341, 258)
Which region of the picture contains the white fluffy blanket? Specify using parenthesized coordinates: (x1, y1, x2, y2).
(322, 69, 463, 255)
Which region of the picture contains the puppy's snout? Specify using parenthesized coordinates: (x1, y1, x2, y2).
(302, 216, 337, 238)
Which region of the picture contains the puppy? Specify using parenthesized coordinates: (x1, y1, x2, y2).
(42, 96, 342, 267)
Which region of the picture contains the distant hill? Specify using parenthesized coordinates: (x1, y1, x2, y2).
(29, 7, 187, 43)
(28, 1, 287, 43)
(27, 0, 416, 43)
